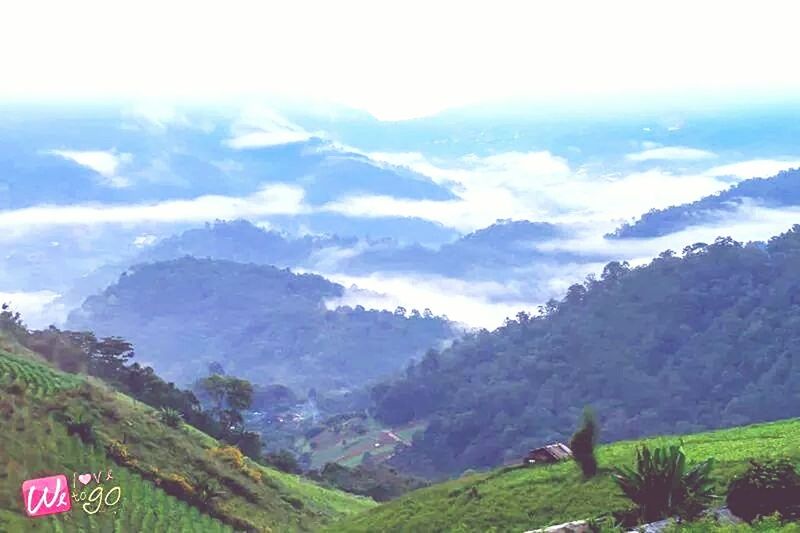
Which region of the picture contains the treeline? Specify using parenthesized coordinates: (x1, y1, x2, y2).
(373, 226, 800, 478)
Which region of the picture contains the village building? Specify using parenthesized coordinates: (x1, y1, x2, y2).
(524, 442, 573, 465)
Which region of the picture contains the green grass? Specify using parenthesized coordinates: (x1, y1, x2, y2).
(326, 418, 800, 533)
(0, 349, 375, 532)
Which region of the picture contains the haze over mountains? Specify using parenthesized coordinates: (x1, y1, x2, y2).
(5, 102, 800, 332)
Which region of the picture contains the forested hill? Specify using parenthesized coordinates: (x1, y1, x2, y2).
(372, 226, 800, 478)
(609, 167, 800, 238)
(67, 257, 456, 392)
(139, 219, 357, 267)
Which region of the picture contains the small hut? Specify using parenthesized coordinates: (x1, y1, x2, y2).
(524, 442, 573, 465)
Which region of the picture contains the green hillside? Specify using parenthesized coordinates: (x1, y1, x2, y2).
(327, 418, 800, 532)
(0, 348, 374, 532)
(373, 228, 800, 477)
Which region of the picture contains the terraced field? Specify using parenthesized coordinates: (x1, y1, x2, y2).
(0, 351, 82, 396)
(0, 348, 374, 531)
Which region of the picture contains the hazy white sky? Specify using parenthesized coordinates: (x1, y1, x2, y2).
(2, 1, 800, 120)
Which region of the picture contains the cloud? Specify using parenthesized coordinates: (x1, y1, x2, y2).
(704, 159, 800, 180)
(0, 183, 307, 229)
(133, 234, 158, 248)
(0, 290, 64, 329)
(47, 149, 132, 187)
(321, 272, 535, 329)
(626, 146, 717, 161)
(225, 107, 320, 149)
(324, 150, 741, 231)
(534, 200, 800, 263)
(323, 149, 800, 236)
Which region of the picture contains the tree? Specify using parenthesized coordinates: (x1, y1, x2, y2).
(198, 374, 254, 438)
(200, 374, 229, 413)
(225, 378, 253, 412)
(569, 407, 599, 478)
(0, 303, 26, 338)
(88, 336, 135, 378)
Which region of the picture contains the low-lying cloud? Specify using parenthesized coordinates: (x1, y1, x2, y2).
(325, 150, 800, 235)
(47, 149, 133, 188)
(0, 183, 307, 229)
(535, 201, 800, 264)
(626, 145, 717, 161)
(225, 107, 320, 149)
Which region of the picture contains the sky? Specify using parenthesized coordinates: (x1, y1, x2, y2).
(3, 1, 800, 329)
(3, 1, 800, 120)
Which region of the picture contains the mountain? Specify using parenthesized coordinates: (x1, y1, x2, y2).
(140, 219, 358, 267)
(609, 167, 800, 239)
(0, 333, 373, 531)
(326, 418, 800, 532)
(342, 219, 573, 277)
(66, 257, 457, 392)
(369, 226, 800, 478)
(137, 218, 575, 278)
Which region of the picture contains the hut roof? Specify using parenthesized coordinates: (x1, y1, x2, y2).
(526, 442, 573, 462)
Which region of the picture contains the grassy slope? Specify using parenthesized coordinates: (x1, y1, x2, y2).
(0, 349, 374, 532)
(327, 419, 800, 533)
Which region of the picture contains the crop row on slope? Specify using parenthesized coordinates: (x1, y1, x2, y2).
(0, 349, 375, 531)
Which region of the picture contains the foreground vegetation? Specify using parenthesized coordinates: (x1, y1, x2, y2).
(327, 418, 800, 532)
(0, 348, 374, 531)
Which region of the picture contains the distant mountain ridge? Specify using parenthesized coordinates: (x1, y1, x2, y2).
(138, 218, 574, 277)
(609, 167, 800, 239)
(67, 257, 458, 392)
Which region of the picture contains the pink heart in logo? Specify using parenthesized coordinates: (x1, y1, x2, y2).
(78, 474, 92, 485)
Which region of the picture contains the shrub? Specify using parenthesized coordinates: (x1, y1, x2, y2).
(570, 407, 599, 478)
(242, 465, 263, 483)
(158, 407, 183, 428)
(159, 472, 196, 499)
(263, 450, 301, 474)
(727, 459, 800, 522)
(7, 378, 26, 396)
(210, 445, 245, 469)
(66, 416, 95, 444)
(286, 496, 304, 510)
(107, 439, 135, 466)
(613, 444, 714, 522)
(235, 431, 263, 459)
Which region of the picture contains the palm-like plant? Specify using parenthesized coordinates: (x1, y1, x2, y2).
(613, 443, 714, 522)
(158, 407, 183, 428)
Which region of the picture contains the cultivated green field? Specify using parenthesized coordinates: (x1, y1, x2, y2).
(0, 349, 375, 532)
(326, 418, 800, 532)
